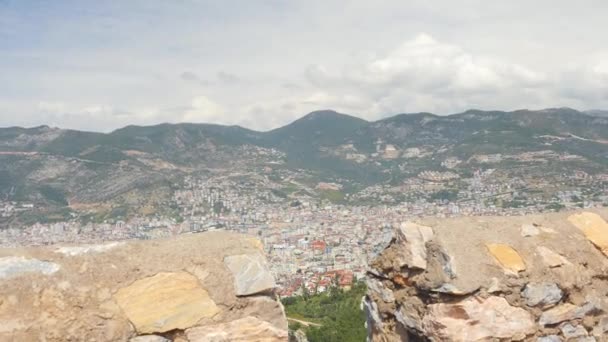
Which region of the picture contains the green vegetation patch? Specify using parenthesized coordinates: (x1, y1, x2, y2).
(38, 185, 69, 205)
(282, 282, 367, 342)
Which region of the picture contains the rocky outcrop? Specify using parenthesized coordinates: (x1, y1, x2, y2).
(366, 209, 608, 341)
(0, 231, 287, 341)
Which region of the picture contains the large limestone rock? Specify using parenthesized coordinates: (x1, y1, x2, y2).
(114, 272, 220, 334)
(0, 232, 288, 341)
(366, 209, 608, 341)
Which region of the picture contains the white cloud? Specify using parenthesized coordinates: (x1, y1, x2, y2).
(2, 1, 608, 131)
(306, 33, 605, 118)
(181, 96, 226, 124)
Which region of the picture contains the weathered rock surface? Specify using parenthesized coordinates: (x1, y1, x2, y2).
(0, 231, 287, 341)
(366, 209, 608, 341)
(422, 296, 536, 341)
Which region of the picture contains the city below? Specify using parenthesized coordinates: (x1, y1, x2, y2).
(2, 165, 607, 297)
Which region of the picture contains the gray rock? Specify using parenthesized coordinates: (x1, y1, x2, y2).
(560, 323, 588, 339)
(576, 299, 604, 318)
(362, 296, 383, 337)
(224, 253, 276, 296)
(537, 336, 562, 342)
(431, 283, 471, 295)
(395, 302, 423, 332)
(540, 300, 603, 326)
(367, 278, 394, 303)
(0, 256, 60, 279)
(424, 242, 477, 295)
(522, 282, 563, 308)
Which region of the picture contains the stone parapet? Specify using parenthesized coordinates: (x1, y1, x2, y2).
(0, 231, 287, 341)
(366, 209, 608, 341)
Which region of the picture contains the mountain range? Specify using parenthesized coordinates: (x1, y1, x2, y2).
(1, 107, 607, 226)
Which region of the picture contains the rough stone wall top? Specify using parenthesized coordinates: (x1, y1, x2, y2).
(366, 209, 608, 341)
(0, 232, 287, 341)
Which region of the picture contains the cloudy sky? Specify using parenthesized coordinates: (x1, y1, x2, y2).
(1, 0, 608, 131)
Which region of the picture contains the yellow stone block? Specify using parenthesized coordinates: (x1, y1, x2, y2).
(486, 243, 526, 274)
(568, 212, 608, 257)
(114, 272, 219, 334)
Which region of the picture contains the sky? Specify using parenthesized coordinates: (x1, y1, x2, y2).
(1, 0, 608, 132)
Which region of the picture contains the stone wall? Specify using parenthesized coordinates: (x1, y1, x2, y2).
(0, 231, 288, 341)
(365, 209, 608, 341)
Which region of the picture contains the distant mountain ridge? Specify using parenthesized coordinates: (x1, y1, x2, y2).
(1, 107, 607, 227)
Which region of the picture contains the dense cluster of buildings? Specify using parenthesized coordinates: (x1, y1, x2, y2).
(1, 168, 606, 296)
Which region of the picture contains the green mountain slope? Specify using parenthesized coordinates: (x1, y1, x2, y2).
(1, 108, 607, 226)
